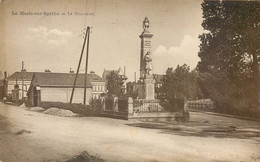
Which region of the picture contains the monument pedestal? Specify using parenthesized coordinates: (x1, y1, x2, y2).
(144, 75, 155, 99)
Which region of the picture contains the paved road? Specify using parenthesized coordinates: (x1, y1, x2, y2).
(0, 102, 260, 162)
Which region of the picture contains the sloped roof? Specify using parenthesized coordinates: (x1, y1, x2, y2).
(33, 72, 105, 87)
(8, 71, 105, 82)
(8, 71, 34, 81)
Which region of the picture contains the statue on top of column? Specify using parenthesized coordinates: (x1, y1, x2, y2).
(143, 17, 149, 32)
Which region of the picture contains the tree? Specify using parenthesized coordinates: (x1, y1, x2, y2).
(106, 71, 124, 97)
(198, 1, 260, 114)
(160, 64, 201, 111)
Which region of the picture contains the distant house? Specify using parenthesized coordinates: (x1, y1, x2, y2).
(88, 71, 107, 99)
(153, 74, 165, 98)
(7, 70, 34, 100)
(27, 72, 106, 106)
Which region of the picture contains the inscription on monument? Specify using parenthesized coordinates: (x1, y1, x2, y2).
(144, 40, 151, 47)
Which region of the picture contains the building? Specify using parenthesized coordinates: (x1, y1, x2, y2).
(7, 70, 34, 100)
(7, 71, 106, 101)
(27, 72, 106, 106)
(153, 74, 165, 98)
(88, 71, 107, 99)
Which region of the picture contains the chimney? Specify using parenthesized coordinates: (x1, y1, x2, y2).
(124, 66, 126, 76)
(21, 61, 27, 72)
(69, 68, 74, 73)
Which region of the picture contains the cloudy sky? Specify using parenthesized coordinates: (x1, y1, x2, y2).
(0, 0, 203, 81)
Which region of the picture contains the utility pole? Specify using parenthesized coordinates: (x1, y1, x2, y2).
(84, 27, 90, 105)
(4, 71, 7, 98)
(70, 28, 89, 104)
(22, 61, 24, 99)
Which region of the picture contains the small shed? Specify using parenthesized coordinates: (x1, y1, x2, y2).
(27, 73, 92, 106)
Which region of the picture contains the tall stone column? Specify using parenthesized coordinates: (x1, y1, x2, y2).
(139, 17, 153, 80)
(139, 17, 155, 100)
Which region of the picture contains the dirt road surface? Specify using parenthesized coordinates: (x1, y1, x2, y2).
(0, 102, 260, 162)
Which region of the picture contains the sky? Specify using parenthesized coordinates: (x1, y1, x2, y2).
(0, 0, 204, 81)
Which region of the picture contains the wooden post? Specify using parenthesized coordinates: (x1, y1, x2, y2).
(84, 27, 90, 105)
(70, 28, 88, 104)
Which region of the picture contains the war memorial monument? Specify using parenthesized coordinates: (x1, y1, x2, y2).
(100, 17, 187, 119)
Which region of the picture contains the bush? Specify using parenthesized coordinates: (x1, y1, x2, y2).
(213, 101, 260, 119)
(160, 98, 185, 112)
(40, 100, 102, 117)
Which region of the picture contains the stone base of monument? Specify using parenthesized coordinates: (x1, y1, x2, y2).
(143, 76, 155, 100)
(128, 112, 176, 119)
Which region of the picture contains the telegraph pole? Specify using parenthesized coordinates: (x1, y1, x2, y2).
(22, 61, 24, 99)
(70, 28, 89, 104)
(84, 27, 90, 105)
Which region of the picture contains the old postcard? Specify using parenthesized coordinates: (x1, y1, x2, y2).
(0, 0, 259, 161)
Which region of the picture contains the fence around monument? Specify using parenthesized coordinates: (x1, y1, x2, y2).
(133, 99, 162, 113)
(100, 97, 167, 119)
